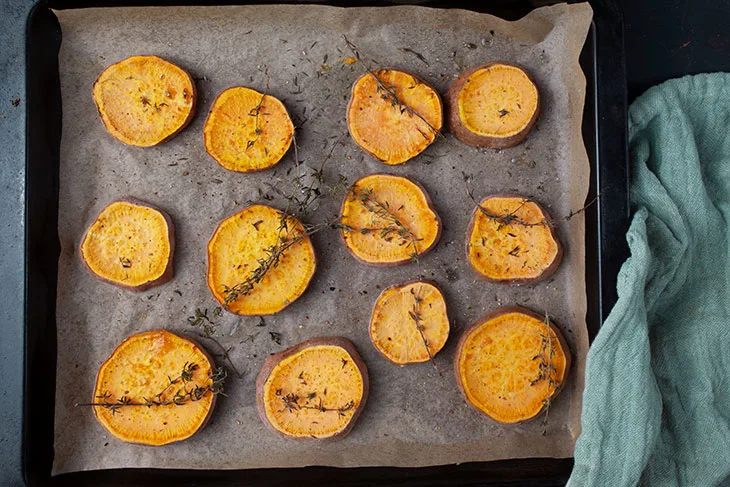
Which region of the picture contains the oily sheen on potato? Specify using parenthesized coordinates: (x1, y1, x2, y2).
(447, 62, 539, 148)
(92, 330, 217, 445)
(467, 195, 562, 284)
(339, 174, 441, 266)
(92, 55, 196, 146)
(347, 69, 442, 164)
(207, 204, 316, 315)
(256, 337, 369, 441)
(454, 307, 571, 423)
(80, 198, 174, 291)
(370, 280, 449, 364)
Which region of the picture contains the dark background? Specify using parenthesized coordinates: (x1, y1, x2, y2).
(1, 0, 729, 485)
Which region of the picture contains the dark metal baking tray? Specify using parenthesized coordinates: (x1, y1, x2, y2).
(23, 0, 628, 484)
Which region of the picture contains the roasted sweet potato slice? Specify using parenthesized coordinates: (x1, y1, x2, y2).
(454, 306, 571, 423)
(347, 69, 442, 165)
(92, 330, 218, 445)
(370, 280, 449, 364)
(92, 55, 196, 147)
(80, 198, 175, 291)
(339, 174, 441, 266)
(446, 62, 539, 148)
(467, 195, 562, 284)
(256, 337, 369, 441)
(204, 87, 294, 172)
(207, 204, 316, 315)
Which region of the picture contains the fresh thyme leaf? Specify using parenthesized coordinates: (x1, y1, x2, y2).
(269, 331, 282, 345)
(398, 47, 429, 66)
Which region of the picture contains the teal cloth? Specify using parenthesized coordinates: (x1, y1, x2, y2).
(569, 73, 730, 486)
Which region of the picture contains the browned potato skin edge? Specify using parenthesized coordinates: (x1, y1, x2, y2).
(465, 194, 563, 285)
(92, 330, 217, 446)
(205, 204, 317, 316)
(79, 197, 175, 292)
(445, 62, 539, 149)
(339, 173, 443, 267)
(453, 305, 572, 424)
(255, 336, 370, 442)
(346, 68, 444, 165)
(369, 279, 449, 365)
(92, 55, 197, 147)
(203, 87, 294, 174)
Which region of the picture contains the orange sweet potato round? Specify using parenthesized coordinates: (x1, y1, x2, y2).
(204, 86, 294, 173)
(256, 337, 369, 442)
(339, 174, 441, 266)
(446, 62, 539, 148)
(454, 306, 571, 423)
(92, 55, 196, 147)
(347, 69, 442, 165)
(80, 198, 175, 292)
(92, 330, 217, 445)
(207, 204, 316, 315)
(370, 280, 449, 364)
(466, 195, 562, 284)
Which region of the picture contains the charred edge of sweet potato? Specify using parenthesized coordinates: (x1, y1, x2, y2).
(92, 330, 217, 446)
(465, 194, 563, 286)
(369, 279, 449, 365)
(255, 336, 369, 442)
(346, 68, 443, 164)
(445, 62, 539, 149)
(453, 305, 572, 423)
(92, 55, 197, 147)
(79, 197, 175, 292)
(205, 205, 317, 316)
(203, 88, 294, 174)
(338, 173, 443, 267)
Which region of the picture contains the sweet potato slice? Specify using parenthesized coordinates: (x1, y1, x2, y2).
(204, 87, 294, 172)
(446, 62, 539, 148)
(370, 280, 449, 364)
(347, 69, 443, 165)
(256, 337, 369, 441)
(92, 55, 196, 147)
(80, 198, 174, 291)
(207, 204, 316, 315)
(92, 330, 218, 445)
(339, 174, 441, 266)
(467, 195, 562, 284)
(454, 306, 571, 423)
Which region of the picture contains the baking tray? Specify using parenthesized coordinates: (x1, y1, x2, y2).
(23, 0, 628, 484)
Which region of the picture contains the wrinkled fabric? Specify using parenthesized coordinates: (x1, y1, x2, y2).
(569, 74, 730, 487)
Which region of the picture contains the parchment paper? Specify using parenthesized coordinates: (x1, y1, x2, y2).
(53, 3, 593, 474)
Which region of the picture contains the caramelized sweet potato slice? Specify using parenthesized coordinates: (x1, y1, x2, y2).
(467, 195, 562, 284)
(80, 198, 174, 291)
(339, 174, 441, 266)
(204, 87, 294, 172)
(92, 330, 217, 445)
(347, 69, 442, 165)
(446, 62, 539, 148)
(370, 280, 449, 364)
(92, 55, 196, 147)
(207, 204, 316, 315)
(256, 337, 369, 441)
(454, 306, 571, 423)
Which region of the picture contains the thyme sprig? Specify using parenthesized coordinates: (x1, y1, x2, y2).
(462, 172, 600, 230)
(409, 285, 439, 375)
(76, 363, 226, 415)
(343, 35, 442, 139)
(340, 186, 421, 263)
(187, 307, 244, 379)
(530, 312, 558, 435)
(247, 66, 270, 151)
(277, 389, 355, 417)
